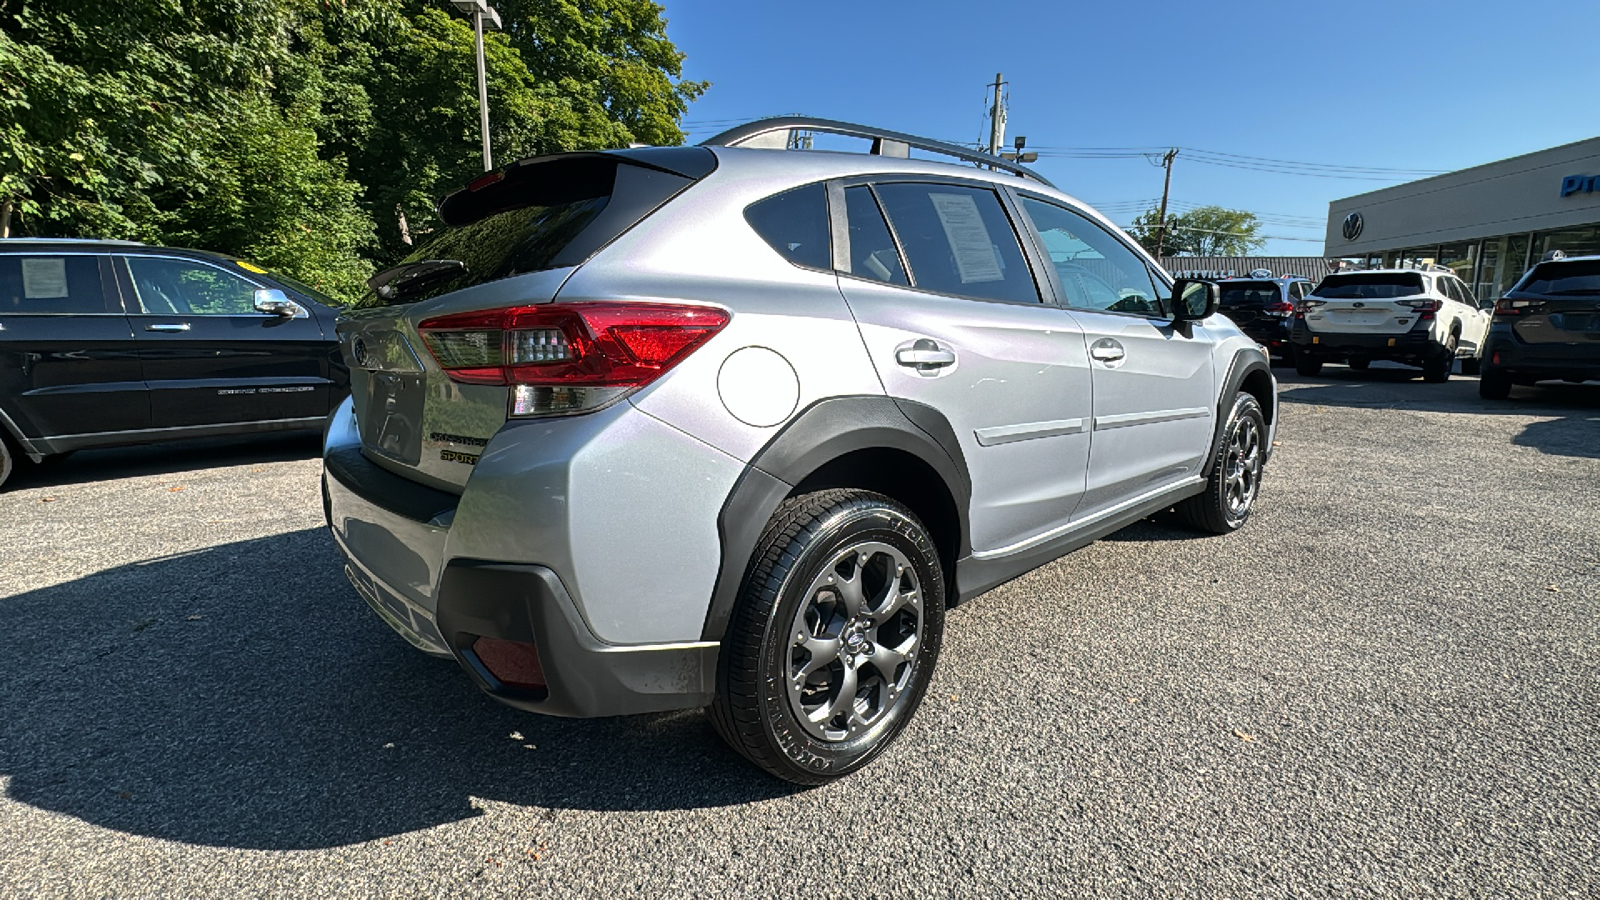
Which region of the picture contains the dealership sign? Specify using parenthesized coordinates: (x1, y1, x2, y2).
(1560, 174, 1599, 197)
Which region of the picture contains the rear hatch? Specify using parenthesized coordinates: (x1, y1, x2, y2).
(338, 147, 717, 492)
(1302, 272, 1432, 335)
(1218, 280, 1291, 333)
(1499, 259, 1600, 347)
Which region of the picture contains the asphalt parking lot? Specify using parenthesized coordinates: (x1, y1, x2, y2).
(1, 368, 1596, 898)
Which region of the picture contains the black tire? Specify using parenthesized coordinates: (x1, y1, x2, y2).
(711, 489, 945, 785)
(1460, 356, 1481, 376)
(0, 433, 14, 491)
(1479, 366, 1512, 400)
(1176, 394, 1266, 534)
(1347, 358, 1371, 371)
(1294, 356, 1323, 377)
(1423, 335, 1457, 383)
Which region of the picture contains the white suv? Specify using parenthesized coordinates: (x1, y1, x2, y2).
(1289, 266, 1491, 381)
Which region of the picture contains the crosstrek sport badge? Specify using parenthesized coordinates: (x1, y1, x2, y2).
(440, 449, 480, 465)
(431, 432, 488, 465)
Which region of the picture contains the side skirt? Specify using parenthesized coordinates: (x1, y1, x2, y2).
(31, 417, 327, 455)
(954, 476, 1206, 603)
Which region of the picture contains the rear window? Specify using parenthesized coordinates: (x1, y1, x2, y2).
(1515, 260, 1600, 295)
(361, 151, 711, 307)
(1311, 272, 1425, 300)
(1218, 281, 1281, 307)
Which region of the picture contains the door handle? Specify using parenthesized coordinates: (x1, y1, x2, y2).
(895, 339, 956, 370)
(145, 323, 191, 333)
(1090, 343, 1125, 362)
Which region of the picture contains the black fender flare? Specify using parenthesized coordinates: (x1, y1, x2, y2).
(1203, 346, 1274, 478)
(700, 395, 971, 641)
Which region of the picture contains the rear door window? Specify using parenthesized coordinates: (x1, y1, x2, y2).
(842, 186, 908, 285)
(872, 182, 1039, 304)
(0, 254, 111, 314)
(745, 182, 831, 270)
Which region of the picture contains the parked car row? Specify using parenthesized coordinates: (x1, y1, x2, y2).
(1214, 256, 1599, 397)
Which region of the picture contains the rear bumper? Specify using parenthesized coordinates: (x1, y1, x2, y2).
(321, 396, 724, 717)
(1484, 331, 1600, 379)
(1290, 320, 1436, 360)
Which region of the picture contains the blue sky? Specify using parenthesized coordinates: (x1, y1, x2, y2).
(663, 0, 1598, 256)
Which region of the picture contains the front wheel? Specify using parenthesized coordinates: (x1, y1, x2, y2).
(1176, 393, 1266, 534)
(0, 433, 14, 491)
(1294, 356, 1323, 377)
(1347, 358, 1371, 372)
(1423, 335, 1457, 383)
(1460, 356, 1482, 376)
(711, 489, 945, 784)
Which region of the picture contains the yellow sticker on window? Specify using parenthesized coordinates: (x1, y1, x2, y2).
(236, 260, 268, 274)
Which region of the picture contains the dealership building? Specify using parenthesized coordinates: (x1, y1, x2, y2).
(1324, 136, 1600, 302)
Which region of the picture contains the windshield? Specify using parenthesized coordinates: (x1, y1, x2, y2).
(1311, 272, 1424, 300)
(1516, 260, 1600, 295)
(1218, 281, 1281, 307)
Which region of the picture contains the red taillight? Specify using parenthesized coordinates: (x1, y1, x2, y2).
(1265, 299, 1295, 317)
(1399, 298, 1442, 320)
(418, 302, 730, 416)
(1294, 298, 1326, 320)
(1494, 297, 1542, 317)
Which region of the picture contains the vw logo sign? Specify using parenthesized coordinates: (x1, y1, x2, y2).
(1342, 211, 1364, 242)
(351, 337, 370, 369)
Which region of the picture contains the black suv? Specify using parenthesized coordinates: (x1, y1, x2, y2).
(0, 239, 347, 488)
(1215, 272, 1314, 364)
(1479, 254, 1600, 399)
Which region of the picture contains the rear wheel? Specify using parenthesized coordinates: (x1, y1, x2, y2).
(1479, 366, 1512, 400)
(711, 489, 945, 785)
(1422, 334, 1457, 383)
(0, 433, 14, 491)
(1176, 393, 1265, 534)
(1294, 356, 1323, 377)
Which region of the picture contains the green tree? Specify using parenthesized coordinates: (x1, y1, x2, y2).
(1130, 205, 1265, 257)
(0, 0, 706, 301)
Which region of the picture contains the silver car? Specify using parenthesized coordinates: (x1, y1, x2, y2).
(323, 118, 1278, 784)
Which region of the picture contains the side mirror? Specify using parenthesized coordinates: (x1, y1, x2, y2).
(254, 288, 306, 318)
(1171, 279, 1219, 321)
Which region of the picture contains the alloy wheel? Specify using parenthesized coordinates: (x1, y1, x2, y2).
(786, 541, 923, 742)
(1224, 414, 1262, 517)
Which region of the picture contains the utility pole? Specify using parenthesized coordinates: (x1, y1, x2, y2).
(1153, 148, 1178, 256)
(986, 73, 1007, 157)
(448, 1, 502, 171)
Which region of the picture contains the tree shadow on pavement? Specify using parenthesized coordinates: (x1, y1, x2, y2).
(0, 529, 795, 850)
(6, 432, 324, 490)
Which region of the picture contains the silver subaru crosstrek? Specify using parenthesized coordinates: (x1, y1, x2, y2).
(323, 117, 1277, 784)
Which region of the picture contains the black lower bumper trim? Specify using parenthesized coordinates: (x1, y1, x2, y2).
(436, 560, 718, 718)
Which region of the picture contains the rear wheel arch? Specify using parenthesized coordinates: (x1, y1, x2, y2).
(702, 396, 970, 642)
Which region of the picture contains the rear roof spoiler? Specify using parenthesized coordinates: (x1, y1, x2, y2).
(699, 116, 1055, 188)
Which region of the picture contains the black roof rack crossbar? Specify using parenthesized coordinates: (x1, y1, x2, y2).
(698, 116, 1055, 188)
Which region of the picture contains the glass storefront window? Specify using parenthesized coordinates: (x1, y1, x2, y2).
(1436, 241, 1477, 284)
(1535, 225, 1600, 261)
(1399, 247, 1439, 269)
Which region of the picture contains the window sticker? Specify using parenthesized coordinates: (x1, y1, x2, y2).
(929, 193, 1004, 284)
(21, 258, 69, 299)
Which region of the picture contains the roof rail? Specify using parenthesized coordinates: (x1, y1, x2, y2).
(698, 116, 1055, 188)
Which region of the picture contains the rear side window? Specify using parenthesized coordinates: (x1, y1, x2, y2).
(842, 186, 908, 285)
(745, 183, 830, 270)
(0, 255, 108, 314)
(873, 183, 1039, 304)
(1312, 273, 1425, 299)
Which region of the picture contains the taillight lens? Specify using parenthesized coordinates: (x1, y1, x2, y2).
(417, 302, 730, 416)
(1493, 297, 1543, 316)
(1398, 298, 1441, 320)
(1294, 298, 1326, 319)
(1265, 299, 1295, 317)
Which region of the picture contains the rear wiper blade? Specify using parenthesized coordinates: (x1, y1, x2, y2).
(368, 259, 468, 300)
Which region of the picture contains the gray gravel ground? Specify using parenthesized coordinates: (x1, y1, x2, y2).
(1, 368, 1597, 898)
